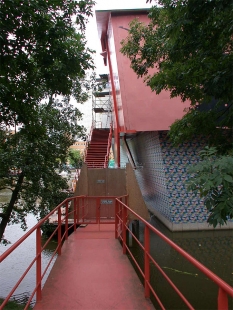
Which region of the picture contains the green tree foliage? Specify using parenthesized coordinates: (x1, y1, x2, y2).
(121, 0, 233, 147)
(68, 149, 84, 169)
(187, 147, 233, 227)
(122, 0, 232, 107)
(0, 0, 95, 127)
(0, 0, 95, 242)
(121, 0, 233, 225)
(0, 100, 86, 242)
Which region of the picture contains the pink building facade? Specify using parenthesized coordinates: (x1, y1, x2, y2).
(95, 9, 233, 231)
(96, 9, 190, 166)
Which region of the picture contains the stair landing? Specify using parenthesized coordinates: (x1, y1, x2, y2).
(34, 224, 154, 310)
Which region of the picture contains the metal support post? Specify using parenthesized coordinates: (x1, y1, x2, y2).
(74, 197, 77, 232)
(82, 196, 85, 223)
(122, 206, 127, 254)
(218, 287, 228, 310)
(58, 207, 62, 255)
(36, 227, 42, 302)
(115, 200, 119, 239)
(144, 225, 150, 298)
(65, 201, 69, 240)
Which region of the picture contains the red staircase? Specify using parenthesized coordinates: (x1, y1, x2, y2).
(85, 128, 110, 168)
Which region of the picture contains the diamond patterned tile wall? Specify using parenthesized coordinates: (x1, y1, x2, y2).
(127, 131, 209, 224)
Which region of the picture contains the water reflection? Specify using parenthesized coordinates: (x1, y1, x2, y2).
(129, 217, 233, 310)
(0, 189, 12, 204)
(0, 213, 58, 305)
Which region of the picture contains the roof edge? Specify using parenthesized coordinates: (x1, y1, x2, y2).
(95, 8, 150, 13)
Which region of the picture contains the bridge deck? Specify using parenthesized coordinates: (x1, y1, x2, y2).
(34, 224, 154, 310)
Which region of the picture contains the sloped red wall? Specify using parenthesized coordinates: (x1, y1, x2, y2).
(109, 12, 190, 132)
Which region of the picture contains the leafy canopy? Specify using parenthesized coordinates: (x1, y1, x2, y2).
(187, 147, 233, 227)
(122, 0, 233, 106)
(0, 100, 86, 242)
(121, 0, 233, 147)
(121, 0, 233, 226)
(0, 0, 95, 242)
(68, 149, 84, 169)
(0, 0, 95, 127)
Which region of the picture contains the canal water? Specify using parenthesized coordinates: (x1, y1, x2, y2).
(0, 190, 58, 306)
(1, 188, 232, 309)
(128, 217, 233, 310)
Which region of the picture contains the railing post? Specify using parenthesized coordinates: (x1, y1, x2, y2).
(65, 201, 69, 240)
(36, 227, 42, 302)
(144, 225, 150, 298)
(218, 287, 228, 310)
(97, 197, 100, 225)
(58, 207, 62, 255)
(115, 199, 119, 239)
(82, 196, 85, 223)
(74, 197, 77, 232)
(77, 197, 80, 224)
(125, 195, 128, 206)
(122, 205, 127, 254)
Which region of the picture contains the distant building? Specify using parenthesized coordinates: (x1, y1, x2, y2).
(69, 140, 86, 155)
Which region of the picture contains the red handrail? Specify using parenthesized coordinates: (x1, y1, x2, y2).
(84, 126, 93, 163)
(0, 195, 85, 310)
(0, 195, 118, 309)
(115, 198, 233, 310)
(1, 195, 232, 309)
(104, 123, 113, 168)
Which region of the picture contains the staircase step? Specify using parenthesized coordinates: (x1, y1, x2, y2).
(87, 152, 106, 154)
(86, 154, 106, 157)
(87, 148, 107, 150)
(86, 161, 105, 163)
(86, 160, 105, 162)
(84, 128, 111, 168)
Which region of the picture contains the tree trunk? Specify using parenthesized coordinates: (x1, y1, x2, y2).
(0, 172, 24, 241)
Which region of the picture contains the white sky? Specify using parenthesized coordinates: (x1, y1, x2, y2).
(85, 0, 153, 74)
(76, 0, 153, 134)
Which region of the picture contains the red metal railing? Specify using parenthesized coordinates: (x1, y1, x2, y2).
(1, 195, 233, 309)
(115, 197, 233, 310)
(84, 126, 93, 163)
(0, 195, 118, 309)
(104, 123, 113, 168)
(0, 196, 85, 310)
(76, 196, 118, 224)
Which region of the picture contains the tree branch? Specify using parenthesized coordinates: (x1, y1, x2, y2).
(0, 187, 13, 192)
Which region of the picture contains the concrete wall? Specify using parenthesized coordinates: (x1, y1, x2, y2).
(126, 163, 150, 221)
(75, 163, 88, 196)
(74, 166, 127, 197)
(74, 164, 149, 221)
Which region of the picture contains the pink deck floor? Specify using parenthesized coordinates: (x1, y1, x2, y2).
(34, 224, 154, 310)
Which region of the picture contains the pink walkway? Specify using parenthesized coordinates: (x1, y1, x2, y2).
(34, 224, 154, 310)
